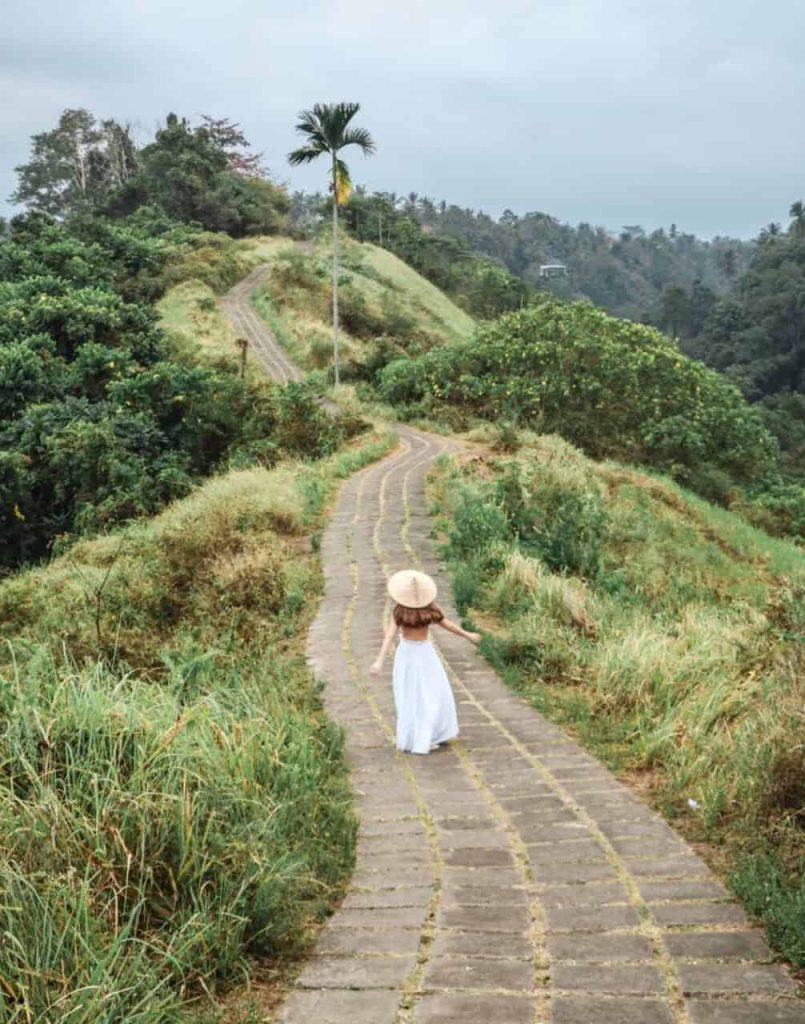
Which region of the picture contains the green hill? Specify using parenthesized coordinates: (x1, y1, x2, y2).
(249, 236, 475, 374)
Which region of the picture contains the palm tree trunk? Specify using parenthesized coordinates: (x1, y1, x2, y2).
(332, 157, 340, 389)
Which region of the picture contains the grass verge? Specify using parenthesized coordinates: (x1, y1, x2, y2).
(0, 428, 397, 1023)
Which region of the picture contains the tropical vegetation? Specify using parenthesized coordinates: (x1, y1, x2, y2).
(2, 102, 804, 1018)
(430, 432, 804, 965)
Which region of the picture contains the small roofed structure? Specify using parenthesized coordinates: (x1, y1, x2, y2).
(539, 260, 567, 279)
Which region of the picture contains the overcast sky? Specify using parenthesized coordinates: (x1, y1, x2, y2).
(1, 0, 802, 238)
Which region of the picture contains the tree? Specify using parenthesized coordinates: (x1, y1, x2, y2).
(288, 103, 376, 387)
(12, 111, 139, 218)
(108, 113, 287, 236)
(721, 247, 738, 279)
(790, 200, 805, 238)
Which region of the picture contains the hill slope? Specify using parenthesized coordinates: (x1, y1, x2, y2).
(431, 430, 805, 963)
(250, 236, 475, 375)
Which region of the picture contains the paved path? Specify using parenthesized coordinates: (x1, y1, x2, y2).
(221, 267, 304, 384)
(222, 273, 803, 1024)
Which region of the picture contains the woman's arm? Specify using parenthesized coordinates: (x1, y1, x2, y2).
(437, 618, 481, 644)
(370, 617, 398, 675)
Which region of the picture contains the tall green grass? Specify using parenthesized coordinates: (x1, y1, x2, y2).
(430, 432, 805, 964)
(0, 430, 396, 1022)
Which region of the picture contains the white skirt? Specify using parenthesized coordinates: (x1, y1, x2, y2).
(393, 637, 459, 754)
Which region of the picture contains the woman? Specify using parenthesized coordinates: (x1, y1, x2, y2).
(370, 569, 480, 754)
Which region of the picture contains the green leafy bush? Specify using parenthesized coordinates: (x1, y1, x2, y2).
(380, 299, 779, 492)
(495, 457, 608, 577)
(0, 215, 346, 571)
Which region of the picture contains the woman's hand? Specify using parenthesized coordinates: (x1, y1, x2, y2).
(369, 660, 382, 677)
(468, 632, 482, 645)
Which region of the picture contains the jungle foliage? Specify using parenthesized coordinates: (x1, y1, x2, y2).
(0, 212, 351, 572)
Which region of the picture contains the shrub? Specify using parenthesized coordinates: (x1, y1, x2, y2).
(380, 299, 780, 503)
(495, 455, 609, 577)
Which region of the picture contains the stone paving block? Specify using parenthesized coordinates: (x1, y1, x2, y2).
(547, 932, 654, 962)
(437, 903, 531, 932)
(553, 963, 665, 994)
(278, 988, 400, 1023)
(342, 886, 432, 910)
(357, 850, 431, 871)
(551, 995, 675, 1023)
(430, 929, 532, 958)
(437, 829, 509, 850)
(425, 793, 490, 810)
(535, 860, 618, 884)
(516, 822, 591, 844)
(637, 879, 729, 902)
(441, 865, 522, 887)
(599, 819, 680, 840)
(650, 901, 748, 927)
(686, 1000, 805, 1023)
(317, 927, 420, 955)
(441, 885, 530, 906)
(296, 954, 414, 989)
(526, 840, 606, 865)
(611, 836, 691, 859)
(479, 767, 540, 783)
(328, 906, 427, 929)
(437, 815, 498, 830)
(678, 963, 797, 996)
(412, 993, 534, 1023)
(581, 803, 650, 823)
(511, 805, 579, 825)
(664, 930, 771, 961)
(358, 819, 426, 835)
(360, 802, 422, 820)
(352, 865, 432, 887)
(423, 956, 533, 991)
(626, 855, 711, 879)
(498, 795, 568, 814)
(443, 847, 515, 868)
(358, 835, 430, 855)
(545, 902, 640, 932)
(540, 881, 631, 907)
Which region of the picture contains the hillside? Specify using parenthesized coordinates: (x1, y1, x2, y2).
(250, 236, 475, 373)
(430, 430, 805, 964)
(2, 226, 803, 1023)
(0, 422, 395, 1021)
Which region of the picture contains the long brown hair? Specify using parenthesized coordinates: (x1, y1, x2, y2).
(393, 602, 444, 629)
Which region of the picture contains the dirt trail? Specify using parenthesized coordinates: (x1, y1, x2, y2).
(221, 273, 803, 1024)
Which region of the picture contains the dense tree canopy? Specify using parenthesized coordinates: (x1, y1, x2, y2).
(12, 110, 289, 238)
(380, 297, 780, 501)
(0, 214, 340, 570)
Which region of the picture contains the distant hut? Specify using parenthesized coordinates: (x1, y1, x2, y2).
(539, 260, 567, 279)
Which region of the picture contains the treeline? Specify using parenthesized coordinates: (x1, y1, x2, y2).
(316, 189, 802, 483)
(290, 190, 531, 319)
(327, 191, 750, 323)
(659, 210, 805, 480)
(10, 108, 289, 236)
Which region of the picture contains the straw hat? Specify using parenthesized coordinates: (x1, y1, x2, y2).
(387, 569, 437, 609)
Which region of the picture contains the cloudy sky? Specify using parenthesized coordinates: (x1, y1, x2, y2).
(1, 0, 802, 238)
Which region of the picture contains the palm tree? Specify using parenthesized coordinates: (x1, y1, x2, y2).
(790, 200, 805, 237)
(288, 103, 376, 387)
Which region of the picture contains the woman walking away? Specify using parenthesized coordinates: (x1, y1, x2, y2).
(370, 569, 481, 754)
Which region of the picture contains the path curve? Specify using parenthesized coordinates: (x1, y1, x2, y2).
(221, 272, 803, 1024)
(220, 267, 304, 384)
